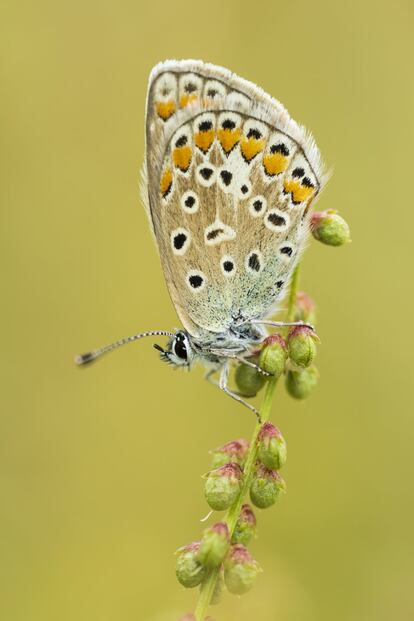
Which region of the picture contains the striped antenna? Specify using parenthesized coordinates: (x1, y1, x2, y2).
(75, 330, 175, 366)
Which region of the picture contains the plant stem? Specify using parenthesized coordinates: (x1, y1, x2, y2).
(194, 265, 301, 621)
(194, 377, 277, 621)
(287, 264, 300, 323)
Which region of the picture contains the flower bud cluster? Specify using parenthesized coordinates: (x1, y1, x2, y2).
(176, 436, 261, 599)
(176, 423, 288, 602)
(250, 422, 287, 509)
(285, 293, 320, 400)
(234, 324, 320, 401)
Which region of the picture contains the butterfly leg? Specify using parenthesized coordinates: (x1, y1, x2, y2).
(233, 355, 273, 377)
(208, 351, 272, 377)
(219, 363, 261, 422)
(205, 368, 219, 386)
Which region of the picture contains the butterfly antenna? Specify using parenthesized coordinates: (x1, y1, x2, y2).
(75, 330, 175, 366)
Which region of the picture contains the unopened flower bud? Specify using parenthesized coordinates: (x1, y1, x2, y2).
(288, 325, 318, 369)
(235, 355, 266, 397)
(232, 504, 257, 546)
(176, 542, 206, 588)
(250, 464, 286, 509)
(211, 439, 249, 469)
(259, 334, 287, 377)
(294, 291, 317, 325)
(204, 463, 243, 511)
(224, 544, 260, 595)
(197, 522, 230, 568)
(311, 210, 351, 246)
(285, 366, 319, 400)
(257, 422, 287, 470)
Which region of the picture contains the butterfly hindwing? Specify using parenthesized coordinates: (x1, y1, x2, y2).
(143, 60, 325, 336)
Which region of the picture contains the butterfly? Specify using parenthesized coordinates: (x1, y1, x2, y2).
(76, 60, 327, 416)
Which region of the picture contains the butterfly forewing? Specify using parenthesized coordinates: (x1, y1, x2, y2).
(143, 60, 325, 336)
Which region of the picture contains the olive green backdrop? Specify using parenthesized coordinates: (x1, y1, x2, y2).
(1, 1, 413, 620)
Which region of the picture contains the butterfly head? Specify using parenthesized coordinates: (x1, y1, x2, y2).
(154, 330, 196, 368)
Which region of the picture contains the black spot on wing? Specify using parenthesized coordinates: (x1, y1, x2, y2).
(248, 253, 261, 272)
(189, 274, 203, 288)
(173, 233, 187, 250)
(280, 246, 293, 257)
(222, 119, 236, 130)
(267, 213, 286, 227)
(270, 143, 289, 156)
(175, 135, 188, 147)
(292, 167, 305, 178)
(200, 167, 214, 180)
(220, 170, 232, 186)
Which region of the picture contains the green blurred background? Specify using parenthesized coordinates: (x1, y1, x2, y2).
(1, 1, 413, 619)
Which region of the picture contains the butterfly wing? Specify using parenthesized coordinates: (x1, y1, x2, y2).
(142, 60, 326, 336)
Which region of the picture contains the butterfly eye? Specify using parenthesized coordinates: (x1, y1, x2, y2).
(173, 336, 188, 360)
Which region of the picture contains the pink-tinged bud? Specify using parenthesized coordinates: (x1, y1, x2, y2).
(257, 422, 287, 470)
(311, 209, 351, 246)
(224, 544, 260, 595)
(176, 542, 206, 588)
(235, 355, 267, 397)
(197, 522, 230, 568)
(288, 325, 318, 369)
(250, 464, 286, 509)
(259, 334, 287, 377)
(285, 366, 319, 399)
(294, 291, 317, 325)
(204, 463, 243, 511)
(232, 503, 257, 546)
(211, 438, 250, 469)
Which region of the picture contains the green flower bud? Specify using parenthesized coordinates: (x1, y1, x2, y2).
(176, 542, 206, 588)
(285, 366, 319, 400)
(224, 544, 260, 595)
(288, 325, 318, 369)
(231, 503, 257, 546)
(294, 291, 317, 325)
(257, 422, 287, 470)
(259, 334, 287, 377)
(211, 438, 249, 469)
(311, 210, 351, 246)
(204, 463, 243, 511)
(235, 355, 266, 397)
(197, 522, 230, 568)
(250, 464, 286, 509)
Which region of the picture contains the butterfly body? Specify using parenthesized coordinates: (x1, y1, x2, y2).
(163, 322, 265, 368)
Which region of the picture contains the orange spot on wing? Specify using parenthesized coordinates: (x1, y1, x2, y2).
(194, 130, 215, 153)
(240, 138, 265, 162)
(263, 153, 288, 176)
(283, 180, 315, 203)
(179, 94, 198, 108)
(217, 128, 241, 154)
(160, 169, 173, 197)
(172, 145, 192, 172)
(156, 101, 176, 121)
